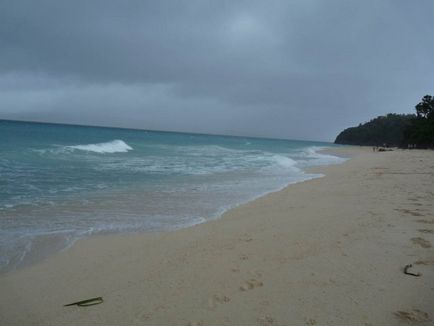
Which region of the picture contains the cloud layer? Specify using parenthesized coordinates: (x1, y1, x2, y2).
(1, 0, 433, 140)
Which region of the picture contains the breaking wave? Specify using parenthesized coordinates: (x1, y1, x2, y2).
(66, 140, 133, 153)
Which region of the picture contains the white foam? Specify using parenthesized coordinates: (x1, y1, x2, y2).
(293, 146, 347, 167)
(270, 155, 298, 169)
(66, 140, 133, 153)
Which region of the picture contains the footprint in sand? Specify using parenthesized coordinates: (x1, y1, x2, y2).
(257, 315, 280, 325)
(187, 321, 204, 326)
(394, 309, 431, 323)
(133, 312, 151, 323)
(416, 219, 434, 224)
(396, 208, 424, 217)
(418, 229, 434, 234)
(305, 318, 317, 325)
(414, 260, 434, 266)
(239, 254, 249, 261)
(240, 278, 263, 291)
(208, 294, 230, 308)
(238, 232, 253, 242)
(411, 237, 432, 248)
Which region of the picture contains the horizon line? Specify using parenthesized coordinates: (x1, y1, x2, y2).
(0, 118, 332, 144)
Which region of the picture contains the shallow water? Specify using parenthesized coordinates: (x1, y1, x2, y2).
(0, 120, 346, 272)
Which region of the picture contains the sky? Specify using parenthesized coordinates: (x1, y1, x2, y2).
(0, 0, 433, 141)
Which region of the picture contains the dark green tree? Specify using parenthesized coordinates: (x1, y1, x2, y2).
(334, 113, 415, 146)
(335, 94, 434, 149)
(415, 95, 434, 119)
(403, 94, 434, 148)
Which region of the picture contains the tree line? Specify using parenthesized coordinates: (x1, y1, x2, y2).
(335, 95, 434, 149)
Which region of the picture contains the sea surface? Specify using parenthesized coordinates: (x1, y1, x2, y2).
(0, 120, 346, 272)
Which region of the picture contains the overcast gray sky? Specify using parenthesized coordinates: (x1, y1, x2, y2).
(1, 0, 433, 141)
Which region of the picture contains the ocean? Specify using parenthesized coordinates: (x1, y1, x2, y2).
(0, 120, 346, 272)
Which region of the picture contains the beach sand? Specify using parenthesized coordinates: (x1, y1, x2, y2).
(1, 147, 433, 325)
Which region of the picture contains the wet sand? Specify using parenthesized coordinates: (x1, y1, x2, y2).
(1, 147, 433, 325)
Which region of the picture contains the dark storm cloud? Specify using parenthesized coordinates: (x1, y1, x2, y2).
(1, 0, 433, 140)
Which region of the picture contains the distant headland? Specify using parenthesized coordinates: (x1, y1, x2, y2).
(335, 95, 434, 149)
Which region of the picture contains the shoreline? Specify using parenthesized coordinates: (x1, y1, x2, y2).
(1, 145, 346, 275)
(1, 147, 433, 325)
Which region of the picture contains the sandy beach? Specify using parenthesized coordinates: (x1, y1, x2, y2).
(1, 147, 433, 325)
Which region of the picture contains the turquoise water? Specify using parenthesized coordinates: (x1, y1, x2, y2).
(0, 120, 345, 271)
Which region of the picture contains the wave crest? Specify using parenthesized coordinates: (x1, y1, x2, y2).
(67, 140, 133, 153)
(270, 155, 298, 169)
